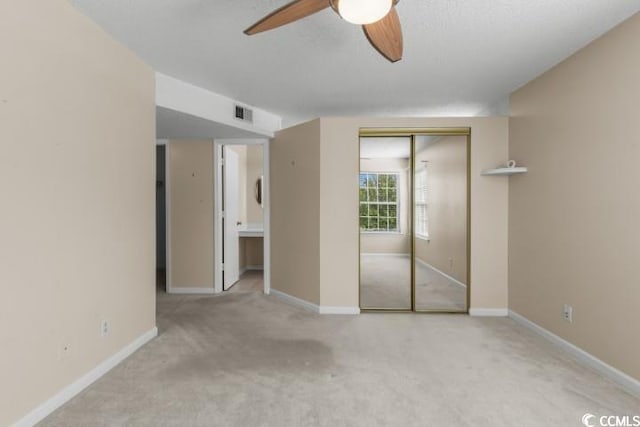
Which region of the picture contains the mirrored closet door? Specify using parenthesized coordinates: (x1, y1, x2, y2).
(359, 130, 470, 313)
(359, 137, 412, 310)
(413, 135, 469, 312)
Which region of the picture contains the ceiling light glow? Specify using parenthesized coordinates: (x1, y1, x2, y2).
(338, 0, 393, 25)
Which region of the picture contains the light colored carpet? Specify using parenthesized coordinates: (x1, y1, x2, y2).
(41, 285, 639, 426)
(360, 255, 411, 309)
(360, 255, 466, 310)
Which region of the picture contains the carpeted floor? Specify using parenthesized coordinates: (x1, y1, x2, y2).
(41, 277, 639, 426)
(360, 255, 466, 310)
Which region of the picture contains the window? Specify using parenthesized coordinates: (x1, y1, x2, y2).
(359, 172, 399, 232)
(415, 168, 429, 238)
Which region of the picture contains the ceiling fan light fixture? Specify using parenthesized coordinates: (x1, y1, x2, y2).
(338, 0, 392, 25)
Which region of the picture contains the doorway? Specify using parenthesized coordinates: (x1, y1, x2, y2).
(358, 128, 470, 313)
(156, 143, 167, 291)
(214, 140, 270, 294)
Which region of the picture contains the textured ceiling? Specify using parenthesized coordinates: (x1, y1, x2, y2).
(71, 0, 639, 126)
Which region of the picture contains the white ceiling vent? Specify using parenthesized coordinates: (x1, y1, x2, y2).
(234, 105, 253, 123)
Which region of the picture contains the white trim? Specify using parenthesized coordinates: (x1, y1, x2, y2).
(319, 306, 361, 315)
(469, 308, 509, 317)
(361, 253, 410, 257)
(270, 289, 319, 313)
(270, 289, 360, 315)
(214, 143, 224, 294)
(415, 259, 467, 288)
(14, 327, 158, 427)
(167, 287, 215, 295)
(509, 310, 640, 397)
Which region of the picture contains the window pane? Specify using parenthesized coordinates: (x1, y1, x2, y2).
(360, 217, 368, 230)
(379, 218, 389, 230)
(378, 174, 388, 187)
(367, 175, 377, 188)
(369, 204, 379, 217)
(369, 217, 378, 230)
(388, 205, 397, 218)
(379, 188, 388, 202)
(379, 205, 388, 217)
(359, 188, 367, 201)
(360, 204, 368, 216)
(388, 175, 397, 188)
(389, 218, 397, 230)
(359, 174, 367, 188)
(388, 190, 397, 202)
(368, 188, 377, 201)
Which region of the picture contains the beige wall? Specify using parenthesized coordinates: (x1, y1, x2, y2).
(360, 157, 411, 254)
(243, 237, 264, 267)
(169, 140, 214, 289)
(414, 136, 468, 284)
(0, 0, 155, 424)
(319, 117, 508, 308)
(509, 13, 640, 381)
(271, 120, 321, 304)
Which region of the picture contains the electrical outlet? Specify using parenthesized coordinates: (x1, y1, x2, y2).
(101, 320, 110, 337)
(563, 304, 573, 323)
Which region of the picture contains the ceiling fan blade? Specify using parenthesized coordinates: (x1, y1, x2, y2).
(245, 0, 331, 35)
(362, 7, 403, 63)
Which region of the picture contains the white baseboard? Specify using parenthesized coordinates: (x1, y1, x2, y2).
(15, 327, 158, 427)
(469, 308, 509, 317)
(509, 310, 640, 398)
(270, 289, 319, 312)
(415, 259, 467, 288)
(361, 253, 410, 258)
(167, 286, 215, 294)
(270, 289, 360, 315)
(319, 306, 360, 315)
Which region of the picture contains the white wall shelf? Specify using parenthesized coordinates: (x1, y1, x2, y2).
(481, 167, 528, 176)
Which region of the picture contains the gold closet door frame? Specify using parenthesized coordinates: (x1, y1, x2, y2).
(358, 127, 471, 313)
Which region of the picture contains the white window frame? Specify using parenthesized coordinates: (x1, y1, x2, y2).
(415, 167, 429, 240)
(359, 172, 401, 234)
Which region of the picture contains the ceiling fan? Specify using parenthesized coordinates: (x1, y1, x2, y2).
(244, 0, 403, 63)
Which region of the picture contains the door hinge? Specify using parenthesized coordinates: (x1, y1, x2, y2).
(221, 211, 225, 218)
(219, 158, 225, 167)
(221, 263, 224, 271)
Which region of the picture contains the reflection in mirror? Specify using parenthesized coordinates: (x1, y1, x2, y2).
(359, 137, 412, 310)
(255, 176, 263, 207)
(413, 135, 468, 311)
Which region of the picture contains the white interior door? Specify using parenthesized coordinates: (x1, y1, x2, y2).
(223, 147, 240, 290)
